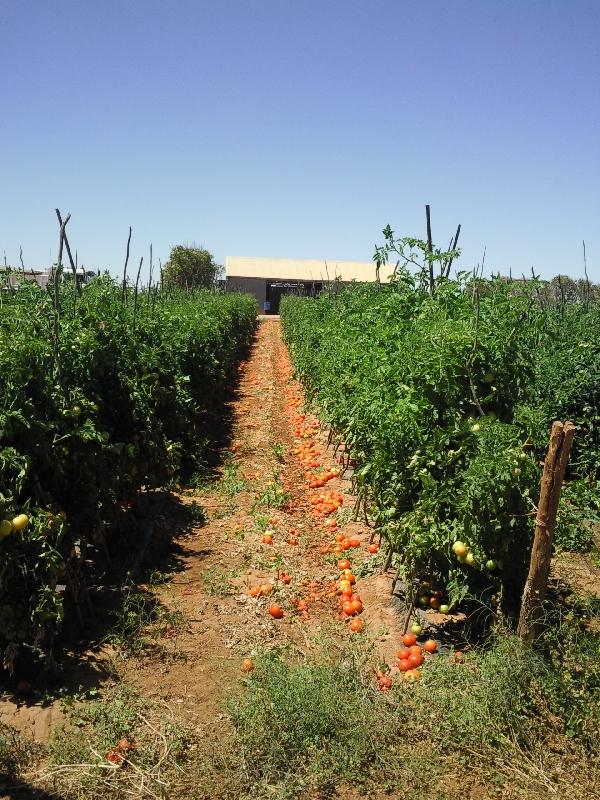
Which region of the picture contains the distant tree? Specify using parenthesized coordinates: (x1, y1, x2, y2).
(162, 245, 219, 290)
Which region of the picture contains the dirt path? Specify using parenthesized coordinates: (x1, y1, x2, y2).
(116, 319, 405, 724)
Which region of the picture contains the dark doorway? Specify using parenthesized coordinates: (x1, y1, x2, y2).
(266, 281, 323, 314)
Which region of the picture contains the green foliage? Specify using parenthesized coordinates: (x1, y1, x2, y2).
(162, 245, 219, 290)
(539, 598, 600, 750)
(254, 476, 290, 509)
(282, 236, 600, 612)
(554, 479, 599, 552)
(219, 456, 248, 497)
(225, 632, 599, 799)
(281, 272, 542, 613)
(0, 278, 256, 663)
(228, 642, 389, 794)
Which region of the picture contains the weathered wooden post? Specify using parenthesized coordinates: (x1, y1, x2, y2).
(517, 420, 575, 643)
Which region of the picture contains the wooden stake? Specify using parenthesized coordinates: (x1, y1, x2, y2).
(121, 226, 132, 304)
(425, 205, 434, 294)
(55, 208, 81, 295)
(517, 421, 576, 643)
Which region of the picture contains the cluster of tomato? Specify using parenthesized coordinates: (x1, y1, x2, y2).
(396, 632, 438, 681)
(309, 490, 344, 518)
(333, 557, 365, 633)
(375, 633, 440, 690)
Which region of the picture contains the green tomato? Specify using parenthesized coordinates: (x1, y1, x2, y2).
(483, 371, 495, 383)
(410, 623, 423, 635)
(0, 519, 13, 538)
(418, 595, 429, 607)
(485, 559, 497, 570)
(439, 604, 450, 614)
(465, 552, 475, 566)
(471, 423, 481, 433)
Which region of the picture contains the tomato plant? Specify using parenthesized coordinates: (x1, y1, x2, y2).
(0, 277, 256, 668)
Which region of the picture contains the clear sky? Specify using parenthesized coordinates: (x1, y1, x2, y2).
(1, 1, 599, 282)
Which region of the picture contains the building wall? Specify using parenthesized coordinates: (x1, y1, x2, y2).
(226, 256, 391, 283)
(226, 276, 267, 308)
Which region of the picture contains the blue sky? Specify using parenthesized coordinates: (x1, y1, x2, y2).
(1, 1, 599, 282)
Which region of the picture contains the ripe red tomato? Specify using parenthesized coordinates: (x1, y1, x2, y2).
(423, 639, 437, 653)
(397, 659, 411, 672)
(402, 633, 417, 647)
(429, 596, 441, 610)
(409, 645, 422, 656)
(348, 536, 361, 547)
(349, 618, 364, 633)
(397, 648, 411, 660)
(268, 604, 284, 619)
(338, 559, 351, 571)
(350, 599, 363, 615)
(262, 534, 273, 544)
(367, 543, 379, 554)
(408, 652, 424, 668)
(342, 600, 355, 616)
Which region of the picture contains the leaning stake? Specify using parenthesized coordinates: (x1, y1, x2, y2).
(517, 420, 575, 643)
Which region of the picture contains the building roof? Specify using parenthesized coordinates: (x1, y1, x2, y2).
(225, 256, 392, 283)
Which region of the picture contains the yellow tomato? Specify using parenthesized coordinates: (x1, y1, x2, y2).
(11, 514, 29, 531)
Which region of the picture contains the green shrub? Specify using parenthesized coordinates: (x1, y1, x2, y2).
(0, 279, 256, 663)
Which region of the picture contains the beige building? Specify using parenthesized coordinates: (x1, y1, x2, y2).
(225, 256, 391, 313)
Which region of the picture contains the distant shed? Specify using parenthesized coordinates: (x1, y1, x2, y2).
(225, 256, 391, 313)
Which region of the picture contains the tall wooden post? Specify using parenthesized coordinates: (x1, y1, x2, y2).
(517, 421, 575, 643)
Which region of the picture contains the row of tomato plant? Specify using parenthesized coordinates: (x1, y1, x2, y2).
(0, 277, 256, 667)
(281, 261, 600, 618)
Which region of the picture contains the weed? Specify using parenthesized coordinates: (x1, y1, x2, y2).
(42, 684, 195, 800)
(335, 507, 353, 527)
(181, 500, 207, 524)
(202, 567, 232, 597)
(220, 458, 248, 497)
(271, 442, 285, 463)
(0, 723, 37, 781)
(219, 630, 600, 799)
(254, 478, 290, 509)
(105, 585, 188, 660)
